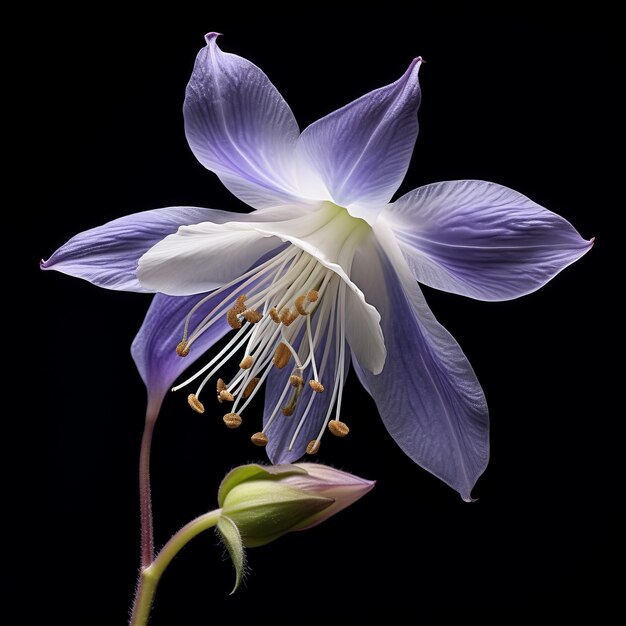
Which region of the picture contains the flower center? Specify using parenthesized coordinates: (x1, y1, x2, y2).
(171, 205, 368, 455)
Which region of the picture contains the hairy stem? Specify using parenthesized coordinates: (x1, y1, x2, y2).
(129, 509, 223, 626)
(139, 404, 159, 568)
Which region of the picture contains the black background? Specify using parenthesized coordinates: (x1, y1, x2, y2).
(17, 4, 624, 625)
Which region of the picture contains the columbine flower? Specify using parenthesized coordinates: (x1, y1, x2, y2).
(42, 33, 592, 500)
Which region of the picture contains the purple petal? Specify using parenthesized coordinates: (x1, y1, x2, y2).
(287, 463, 376, 531)
(386, 180, 594, 301)
(351, 225, 489, 500)
(296, 58, 422, 223)
(41, 207, 229, 292)
(263, 326, 347, 463)
(185, 33, 305, 209)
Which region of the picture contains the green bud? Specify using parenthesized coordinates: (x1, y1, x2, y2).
(216, 463, 375, 591)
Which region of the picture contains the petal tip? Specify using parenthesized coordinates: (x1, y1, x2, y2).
(407, 56, 424, 75)
(462, 492, 478, 503)
(204, 32, 222, 45)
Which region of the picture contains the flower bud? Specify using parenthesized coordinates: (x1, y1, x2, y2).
(219, 463, 374, 546)
(216, 463, 374, 591)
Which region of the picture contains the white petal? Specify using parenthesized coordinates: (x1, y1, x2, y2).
(251, 204, 386, 373)
(138, 221, 277, 295)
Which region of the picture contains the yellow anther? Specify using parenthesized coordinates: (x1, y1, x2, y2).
(243, 309, 262, 324)
(216, 378, 226, 392)
(233, 294, 247, 314)
(176, 340, 190, 357)
(280, 308, 298, 326)
(328, 420, 350, 437)
(242, 377, 260, 398)
(309, 380, 325, 393)
(306, 290, 319, 302)
(227, 308, 242, 329)
(289, 374, 304, 388)
(187, 394, 205, 414)
(239, 355, 254, 369)
(281, 405, 295, 416)
(273, 342, 292, 369)
(294, 294, 308, 315)
(223, 412, 242, 429)
(306, 440, 321, 455)
(269, 307, 281, 323)
(251, 432, 269, 447)
(219, 389, 235, 402)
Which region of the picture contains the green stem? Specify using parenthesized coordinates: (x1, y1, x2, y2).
(129, 508, 223, 626)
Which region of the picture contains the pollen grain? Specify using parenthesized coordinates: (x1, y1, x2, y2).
(223, 413, 242, 429)
(226, 308, 242, 329)
(251, 432, 269, 447)
(218, 389, 235, 402)
(306, 439, 321, 455)
(243, 377, 260, 398)
(187, 394, 205, 414)
(242, 309, 262, 324)
(328, 420, 350, 437)
(239, 355, 254, 369)
(175, 340, 190, 357)
(309, 380, 325, 393)
(273, 342, 292, 369)
(289, 374, 304, 388)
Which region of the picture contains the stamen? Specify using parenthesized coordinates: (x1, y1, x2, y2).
(187, 394, 205, 414)
(233, 294, 247, 314)
(231, 350, 275, 416)
(306, 440, 320, 455)
(239, 355, 254, 369)
(176, 340, 190, 357)
(242, 377, 260, 398)
(278, 334, 304, 370)
(328, 420, 349, 437)
(309, 380, 324, 393)
(313, 278, 348, 445)
(226, 308, 242, 329)
(223, 413, 242, 429)
(172, 323, 256, 392)
(182, 247, 300, 348)
(279, 308, 298, 326)
(287, 277, 337, 453)
(171, 242, 357, 458)
(269, 307, 281, 323)
(242, 309, 262, 324)
(251, 432, 269, 447)
(262, 376, 295, 433)
(294, 294, 308, 315)
(218, 390, 235, 402)
(306, 314, 321, 383)
(273, 343, 292, 369)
